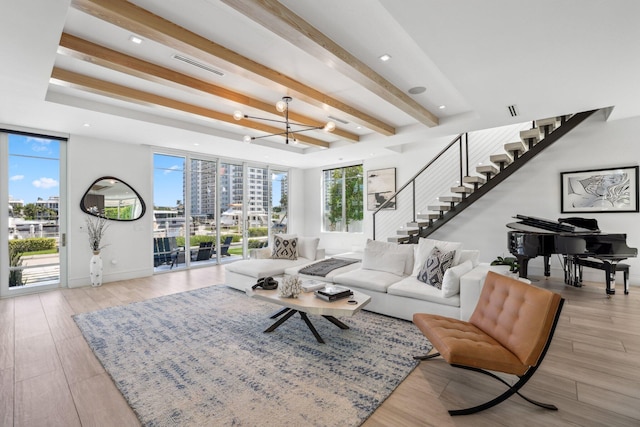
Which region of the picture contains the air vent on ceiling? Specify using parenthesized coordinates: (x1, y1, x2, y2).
(507, 104, 519, 117)
(172, 54, 225, 77)
(328, 115, 348, 125)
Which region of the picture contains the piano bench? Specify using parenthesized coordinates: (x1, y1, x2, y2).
(574, 258, 629, 295)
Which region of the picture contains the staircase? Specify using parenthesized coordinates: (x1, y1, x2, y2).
(373, 109, 599, 243)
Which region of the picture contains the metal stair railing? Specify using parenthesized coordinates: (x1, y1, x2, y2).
(372, 109, 599, 242)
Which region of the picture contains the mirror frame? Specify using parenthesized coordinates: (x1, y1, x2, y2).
(80, 176, 146, 221)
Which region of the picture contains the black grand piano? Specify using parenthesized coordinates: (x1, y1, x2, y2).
(507, 214, 637, 295)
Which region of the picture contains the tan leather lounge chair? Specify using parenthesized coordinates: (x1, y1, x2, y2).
(413, 271, 564, 416)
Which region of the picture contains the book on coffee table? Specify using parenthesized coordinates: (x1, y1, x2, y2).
(301, 279, 326, 293)
(314, 285, 353, 302)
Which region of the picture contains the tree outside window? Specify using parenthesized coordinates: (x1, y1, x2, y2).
(323, 165, 363, 232)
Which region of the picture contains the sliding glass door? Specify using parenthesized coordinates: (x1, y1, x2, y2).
(152, 153, 288, 271)
(1, 131, 67, 297)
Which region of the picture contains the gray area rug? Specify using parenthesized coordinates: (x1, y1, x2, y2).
(73, 286, 431, 426)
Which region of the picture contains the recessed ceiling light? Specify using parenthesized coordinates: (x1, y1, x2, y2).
(438, 105, 446, 110)
(129, 35, 143, 44)
(83, 123, 90, 127)
(379, 54, 391, 62)
(408, 86, 426, 95)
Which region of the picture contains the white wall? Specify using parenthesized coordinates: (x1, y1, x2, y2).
(67, 136, 153, 287)
(302, 111, 640, 286)
(65, 111, 640, 288)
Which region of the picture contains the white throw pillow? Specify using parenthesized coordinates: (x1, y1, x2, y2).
(365, 239, 414, 275)
(458, 250, 480, 267)
(412, 238, 463, 275)
(362, 248, 405, 276)
(297, 237, 320, 260)
(441, 260, 473, 298)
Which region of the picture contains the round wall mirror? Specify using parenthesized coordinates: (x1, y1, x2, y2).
(81, 176, 146, 221)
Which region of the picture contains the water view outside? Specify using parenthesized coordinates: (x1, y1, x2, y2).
(7, 133, 61, 288)
(153, 154, 289, 271)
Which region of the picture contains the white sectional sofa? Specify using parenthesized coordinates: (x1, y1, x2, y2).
(225, 236, 324, 292)
(225, 236, 510, 322)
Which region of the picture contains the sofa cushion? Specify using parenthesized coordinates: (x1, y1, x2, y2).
(417, 247, 455, 289)
(413, 238, 462, 275)
(388, 276, 461, 307)
(458, 250, 480, 267)
(333, 268, 403, 293)
(365, 239, 414, 275)
(272, 235, 298, 260)
(225, 257, 311, 278)
(442, 260, 473, 298)
(362, 248, 406, 276)
(298, 236, 320, 260)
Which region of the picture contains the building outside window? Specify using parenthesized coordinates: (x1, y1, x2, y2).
(322, 165, 363, 232)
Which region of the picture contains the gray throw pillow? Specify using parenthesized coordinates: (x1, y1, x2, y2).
(417, 247, 455, 289)
(271, 235, 298, 260)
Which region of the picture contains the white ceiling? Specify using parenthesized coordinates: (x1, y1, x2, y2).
(2, 0, 639, 169)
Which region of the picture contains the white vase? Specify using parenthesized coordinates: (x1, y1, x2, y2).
(90, 250, 103, 287)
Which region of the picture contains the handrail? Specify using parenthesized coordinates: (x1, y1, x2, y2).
(372, 109, 598, 242)
(372, 132, 466, 239)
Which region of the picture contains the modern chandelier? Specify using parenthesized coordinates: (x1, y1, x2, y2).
(233, 96, 336, 144)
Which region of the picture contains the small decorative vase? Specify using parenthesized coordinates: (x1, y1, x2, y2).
(280, 275, 302, 298)
(90, 250, 103, 287)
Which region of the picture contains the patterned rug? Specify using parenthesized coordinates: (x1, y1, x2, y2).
(73, 286, 431, 426)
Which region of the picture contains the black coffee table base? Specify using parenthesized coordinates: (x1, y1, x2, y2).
(265, 307, 349, 343)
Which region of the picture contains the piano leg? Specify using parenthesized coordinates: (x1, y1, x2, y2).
(603, 261, 616, 296)
(543, 255, 551, 277)
(517, 257, 529, 279)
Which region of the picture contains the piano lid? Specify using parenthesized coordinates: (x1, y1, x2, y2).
(507, 214, 601, 234)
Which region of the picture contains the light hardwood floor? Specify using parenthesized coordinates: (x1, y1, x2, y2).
(1, 266, 639, 426)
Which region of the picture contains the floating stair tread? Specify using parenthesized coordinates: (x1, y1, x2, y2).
(504, 141, 527, 153)
(407, 221, 430, 228)
(463, 175, 486, 184)
(535, 117, 560, 129)
(417, 213, 440, 220)
(428, 205, 451, 211)
(397, 228, 419, 235)
(439, 196, 461, 203)
(490, 153, 513, 164)
(388, 236, 410, 243)
(451, 186, 473, 194)
(476, 165, 499, 174)
(520, 128, 543, 142)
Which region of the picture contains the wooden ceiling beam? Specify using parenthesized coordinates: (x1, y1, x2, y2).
(57, 33, 358, 142)
(221, 0, 439, 128)
(49, 67, 330, 148)
(70, 0, 395, 136)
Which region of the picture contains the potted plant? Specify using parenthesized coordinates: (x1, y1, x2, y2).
(86, 215, 109, 254)
(490, 256, 519, 273)
(86, 215, 109, 286)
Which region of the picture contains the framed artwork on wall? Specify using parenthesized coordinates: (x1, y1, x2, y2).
(560, 165, 639, 213)
(367, 167, 396, 210)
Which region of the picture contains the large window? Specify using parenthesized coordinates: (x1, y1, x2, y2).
(322, 165, 363, 232)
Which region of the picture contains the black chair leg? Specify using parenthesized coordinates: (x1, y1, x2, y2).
(413, 352, 441, 361)
(448, 365, 557, 415)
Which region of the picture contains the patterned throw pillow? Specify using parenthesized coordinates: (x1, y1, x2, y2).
(271, 235, 298, 260)
(416, 247, 455, 289)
